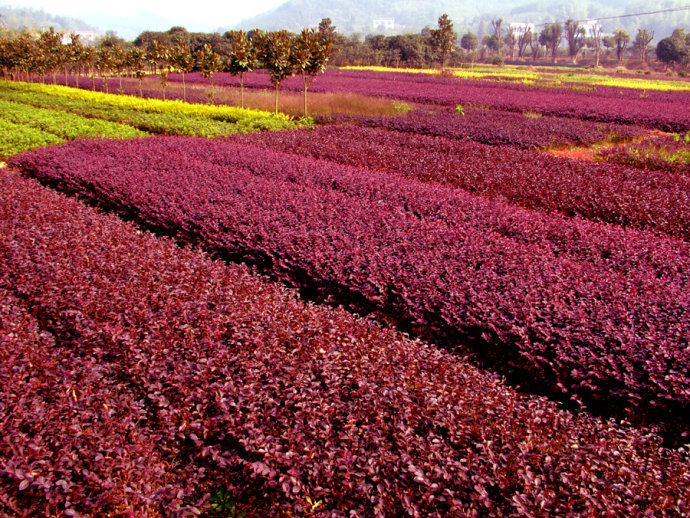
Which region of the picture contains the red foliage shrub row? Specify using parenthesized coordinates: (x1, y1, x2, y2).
(597, 134, 690, 176)
(314, 108, 646, 150)
(10, 137, 690, 439)
(231, 125, 690, 239)
(2, 170, 690, 517)
(170, 69, 690, 132)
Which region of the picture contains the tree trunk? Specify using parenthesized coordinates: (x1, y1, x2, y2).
(182, 72, 187, 102)
(302, 72, 308, 117)
(274, 83, 279, 115)
(239, 72, 244, 109)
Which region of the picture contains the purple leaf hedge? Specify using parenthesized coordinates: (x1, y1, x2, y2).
(232, 125, 690, 240)
(314, 108, 647, 150)
(171, 69, 690, 132)
(9, 136, 690, 440)
(1, 170, 690, 516)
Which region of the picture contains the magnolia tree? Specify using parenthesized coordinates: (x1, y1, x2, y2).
(196, 43, 223, 104)
(169, 37, 193, 101)
(259, 30, 295, 114)
(226, 30, 256, 109)
(291, 27, 332, 117)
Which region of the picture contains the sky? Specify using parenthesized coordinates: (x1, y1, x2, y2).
(8, 0, 288, 29)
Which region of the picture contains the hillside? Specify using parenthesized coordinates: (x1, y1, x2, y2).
(0, 5, 96, 32)
(232, 0, 689, 37)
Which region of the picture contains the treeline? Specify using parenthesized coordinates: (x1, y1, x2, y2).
(0, 20, 335, 115)
(329, 16, 690, 71)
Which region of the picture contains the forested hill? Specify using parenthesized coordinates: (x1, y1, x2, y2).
(0, 5, 96, 32)
(232, 0, 689, 37)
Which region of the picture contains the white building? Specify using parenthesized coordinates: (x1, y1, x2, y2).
(61, 30, 98, 45)
(373, 19, 395, 31)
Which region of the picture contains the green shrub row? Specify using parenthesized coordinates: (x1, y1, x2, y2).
(0, 86, 297, 137)
(0, 98, 147, 140)
(0, 118, 63, 158)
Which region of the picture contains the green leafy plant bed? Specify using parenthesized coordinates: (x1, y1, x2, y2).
(0, 119, 62, 158)
(0, 98, 146, 140)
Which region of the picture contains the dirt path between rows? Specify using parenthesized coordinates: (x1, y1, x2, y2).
(543, 130, 669, 161)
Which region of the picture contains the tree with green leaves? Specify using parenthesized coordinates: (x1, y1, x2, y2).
(226, 30, 256, 109)
(633, 29, 654, 67)
(318, 18, 336, 45)
(38, 27, 64, 84)
(110, 44, 128, 93)
(259, 30, 295, 114)
(460, 32, 478, 64)
(613, 28, 630, 63)
(428, 14, 457, 70)
(96, 46, 115, 93)
(291, 27, 331, 117)
(539, 23, 563, 63)
(602, 35, 615, 59)
(64, 33, 84, 86)
(128, 47, 147, 97)
(564, 19, 586, 63)
(196, 43, 223, 104)
(491, 19, 503, 59)
(169, 37, 193, 101)
(82, 45, 97, 90)
(483, 34, 499, 56)
(656, 30, 689, 70)
(151, 39, 172, 100)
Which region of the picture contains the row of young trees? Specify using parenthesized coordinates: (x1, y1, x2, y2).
(0, 21, 334, 115)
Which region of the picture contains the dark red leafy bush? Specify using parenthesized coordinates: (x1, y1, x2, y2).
(170, 69, 690, 132)
(1, 170, 690, 516)
(314, 108, 646, 150)
(9, 137, 690, 440)
(231, 125, 690, 239)
(48, 68, 690, 132)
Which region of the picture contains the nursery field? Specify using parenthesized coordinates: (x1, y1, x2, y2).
(1, 67, 690, 516)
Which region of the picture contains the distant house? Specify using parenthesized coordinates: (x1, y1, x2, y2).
(61, 30, 98, 45)
(373, 19, 395, 31)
